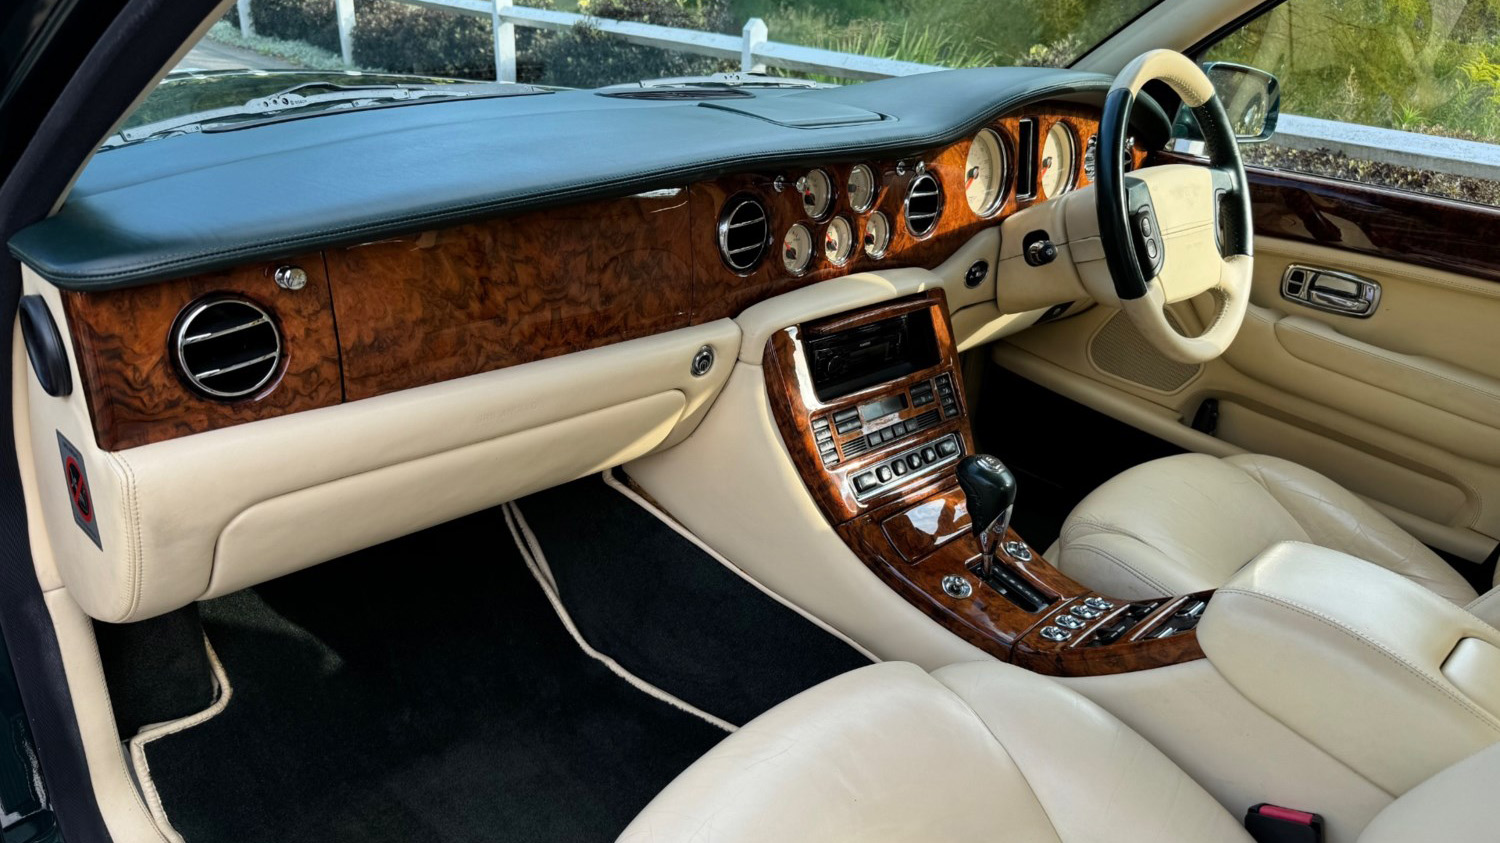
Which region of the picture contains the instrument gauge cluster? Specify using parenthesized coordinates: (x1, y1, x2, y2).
(1041, 122, 1077, 198)
(964, 128, 1008, 216)
(796, 169, 835, 219)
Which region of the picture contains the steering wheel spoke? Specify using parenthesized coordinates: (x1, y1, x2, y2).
(1095, 50, 1254, 364)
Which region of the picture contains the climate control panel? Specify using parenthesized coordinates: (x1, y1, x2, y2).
(851, 433, 965, 500)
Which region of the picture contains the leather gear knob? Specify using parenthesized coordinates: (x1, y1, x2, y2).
(956, 454, 1017, 539)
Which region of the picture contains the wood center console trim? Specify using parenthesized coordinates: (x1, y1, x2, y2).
(764, 289, 1207, 676)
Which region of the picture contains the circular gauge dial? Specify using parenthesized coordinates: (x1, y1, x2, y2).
(797, 169, 834, 219)
(864, 211, 891, 259)
(1040, 122, 1077, 198)
(782, 223, 814, 274)
(964, 129, 1008, 215)
(824, 217, 855, 265)
(847, 165, 877, 213)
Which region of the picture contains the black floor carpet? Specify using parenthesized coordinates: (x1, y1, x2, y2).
(514, 474, 872, 727)
(142, 508, 727, 843)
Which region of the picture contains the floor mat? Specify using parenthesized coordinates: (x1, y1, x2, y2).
(511, 473, 874, 727)
(140, 508, 727, 843)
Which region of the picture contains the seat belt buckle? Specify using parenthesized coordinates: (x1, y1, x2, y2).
(1245, 803, 1324, 843)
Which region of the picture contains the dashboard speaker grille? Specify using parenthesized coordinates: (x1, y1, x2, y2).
(717, 196, 770, 272)
(173, 297, 282, 400)
(904, 173, 943, 237)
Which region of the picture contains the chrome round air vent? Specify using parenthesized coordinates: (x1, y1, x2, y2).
(172, 297, 282, 400)
(717, 195, 770, 273)
(904, 172, 943, 237)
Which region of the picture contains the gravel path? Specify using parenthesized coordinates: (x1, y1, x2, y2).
(177, 39, 298, 72)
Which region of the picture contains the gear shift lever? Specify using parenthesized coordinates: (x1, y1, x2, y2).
(956, 454, 1017, 579)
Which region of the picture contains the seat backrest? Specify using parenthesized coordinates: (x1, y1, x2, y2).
(1359, 743, 1500, 841)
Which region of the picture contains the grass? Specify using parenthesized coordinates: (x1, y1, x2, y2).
(200, 20, 373, 72)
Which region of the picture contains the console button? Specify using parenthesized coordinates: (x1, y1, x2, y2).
(812, 417, 830, 430)
(905, 454, 922, 470)
(1039, 626, 1072, 642)
(853, 472, 877, 493)
(876, 466, 893, 483)
(891, 460, 908, 476)
(833, 408, 859, 423)
(1070, 604, 1103, 620)
(892, 422, 907, 436)
(1083, 597, 1114, 611)
(920, 446, 937, 462)
(1055, 614, 1086, 630)
(836, 420, 861, 435)
(936, 438, 959, 457)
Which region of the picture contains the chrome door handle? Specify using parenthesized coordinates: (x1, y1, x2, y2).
(1280, 264, 1380, 317)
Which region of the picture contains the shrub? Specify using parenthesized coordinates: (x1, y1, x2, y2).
(250, 0, 342, 54)
(352, 0, 497, 79)
(531, 0, 734, 89)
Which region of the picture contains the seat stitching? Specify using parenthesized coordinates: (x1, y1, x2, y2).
(1217, 587, 1500, 732)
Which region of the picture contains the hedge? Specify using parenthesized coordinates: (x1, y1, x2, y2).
(224, 0, 732, 86)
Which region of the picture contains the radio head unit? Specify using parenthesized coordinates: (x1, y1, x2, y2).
(807, 311, 940, 401)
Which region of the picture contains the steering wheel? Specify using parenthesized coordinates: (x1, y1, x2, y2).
(1094, 50, 1253, 364)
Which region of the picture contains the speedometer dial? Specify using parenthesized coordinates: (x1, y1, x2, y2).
(1040, 122, 1077, 198)
(782, 223, 814, 274)
(847, 165, 877, 213)
(796, 169, 834, 219)
(964, 129, 1007, 215)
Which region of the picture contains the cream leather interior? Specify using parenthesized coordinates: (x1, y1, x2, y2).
(994, 235, 1500, 564)
(625, 656, 1500, 843)
(1053, 452, 1482, 603)
(1200, 542, 1500, 794)
(620, 661, 1252, 842)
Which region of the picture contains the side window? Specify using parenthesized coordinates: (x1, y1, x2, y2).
(1198, 0, 1500, 206)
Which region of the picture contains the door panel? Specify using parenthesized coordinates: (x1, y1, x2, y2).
(993, 169, 1500, 562)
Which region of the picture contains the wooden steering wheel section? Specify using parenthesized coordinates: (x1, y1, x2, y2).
(764, 288, 1208, 677)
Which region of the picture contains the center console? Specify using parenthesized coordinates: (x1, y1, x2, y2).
(763, 289, 1209, 676)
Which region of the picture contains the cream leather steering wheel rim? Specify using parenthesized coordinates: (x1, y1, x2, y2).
(1097, 50, 1253, 364)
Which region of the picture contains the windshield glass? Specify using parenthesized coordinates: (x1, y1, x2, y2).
(122, 0, 1160, 136)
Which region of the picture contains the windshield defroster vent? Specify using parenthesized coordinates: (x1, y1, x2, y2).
(717, 195, 770, 273)
(904, 173, 943, 237)
(172, 297, 282, 400)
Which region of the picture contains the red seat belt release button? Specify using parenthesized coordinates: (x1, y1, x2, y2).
(1245, 803, 1323, 843)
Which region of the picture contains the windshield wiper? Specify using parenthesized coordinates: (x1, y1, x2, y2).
(102, 81, 549, 149)
(602, 72, 836, 92)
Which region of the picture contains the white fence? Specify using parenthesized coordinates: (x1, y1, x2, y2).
(232, 0, 1500, 183)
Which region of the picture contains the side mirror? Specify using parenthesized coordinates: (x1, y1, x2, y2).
(1172, 61, 1281, 144)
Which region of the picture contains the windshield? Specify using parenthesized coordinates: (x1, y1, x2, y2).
(123, 0, 1160, 135)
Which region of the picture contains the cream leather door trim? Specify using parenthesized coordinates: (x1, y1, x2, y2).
(23, 267, 741, 622)
(1274, 316, 1500, 428)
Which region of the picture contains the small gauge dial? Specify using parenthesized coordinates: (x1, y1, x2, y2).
(824, 216, 856, 265)
(847, 165, 877, 213)
(964, 128, 1008, 215)
(796, 169, 834, 219)
(864, 211, 891, 259)
(782, 223, 814, 274)
(1040, 122, 1078, 197)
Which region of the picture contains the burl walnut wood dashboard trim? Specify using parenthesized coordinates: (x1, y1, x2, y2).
(64, 102, 1145, 449)
(61, 257, 342, 450)
(764, 288, 1207, 676)
(326, 193, 695, 401)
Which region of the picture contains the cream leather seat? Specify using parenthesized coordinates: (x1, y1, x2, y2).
(622, 659, 1500, 842)
(620, 661, 1252, 842)
(1051, 453, 1481, 606)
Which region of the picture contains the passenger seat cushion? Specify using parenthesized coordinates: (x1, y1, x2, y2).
(619, 662, 1064, 842)
(933, 662, 1252, 843)
(620, 661, 1250, 842)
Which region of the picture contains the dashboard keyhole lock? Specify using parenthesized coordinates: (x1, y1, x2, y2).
(690, 345, 715, 377)
(941, 575, 973, 600)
